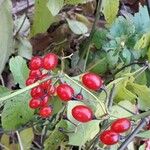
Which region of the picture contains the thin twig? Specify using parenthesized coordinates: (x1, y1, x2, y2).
(16, 131, 24, 150)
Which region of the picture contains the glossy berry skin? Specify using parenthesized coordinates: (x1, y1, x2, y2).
(40, 74, 52, 90)
(39, 106, 52, 118)
(99, 130, 119, 145)
(47, 85, 56, 96)
(40, 95, 49, 107)
(29, 99, 41, 109)
(72, 105, 93, 123)
(75, 93, 83, 100)
(26, 77, 36, 86)
(31, 86, 44, 98)
(82, 73, 103, 91)
(43, 53, 58, 70)
(111, 118, 131, 133)
(29, 56, 43, 70)
(29, 70, 42, 78)
(57, 83, 74, 101)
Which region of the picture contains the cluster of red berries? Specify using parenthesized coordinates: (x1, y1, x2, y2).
(26, 53, 58, 118)
(99, 118, 131, 145)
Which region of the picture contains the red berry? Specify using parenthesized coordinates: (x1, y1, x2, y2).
(72, 105, 93, 123)
(29, 69, 42, 78)
(99, 130, 119, 145)
(40, 95, 49, 107)
(57, 83, 74, 101)
(40, 74, 52, 90)
(31, 86, 44, 98)
(47, 85, 56, 96)
(26, 77, 36, 86)
(82, 73, 103, 91)
(29, 99, 41, 109)
(75, 93, 83, 100)
(111, 118, 131, 133)
(43, 53, 58, 70)
(29, 56, 42, 70)
(39, 106, 52, 118)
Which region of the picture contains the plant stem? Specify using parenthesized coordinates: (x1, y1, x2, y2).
(0, 75, 59, 102)
(16, 131, 24, 150)
(64, 74, 107, 115)
(78, 0, 102, 65)
(118, 118, 147, 150)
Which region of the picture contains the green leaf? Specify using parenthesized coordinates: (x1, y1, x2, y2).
(67, 19, 88, 35)
(9, 56, 29, 88)
(136, 130, 150, 139)
(134, 32, 150, 50)
(91, 29, 107, 49)
(31, 0, 55, 36)
(111, 100, 135, 118)
(17, 37, 32, 60)
(147, 46, 150, 62)
(0, 86, 11, 98)
(47, 0, 64, 16)
(44, 120, 67, 150)
(127, 82, 150, 111)
(133, 5, 150, 33)
(51, 97, 63, 114)
(0, 0, 13, 74)
(20, 128, 34, 150)
(1, 92, 34, 131)
(65, 0, 86, 5)
(101, 0, 119, 25)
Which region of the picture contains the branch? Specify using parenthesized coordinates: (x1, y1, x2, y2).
(16, 131, 24, 150)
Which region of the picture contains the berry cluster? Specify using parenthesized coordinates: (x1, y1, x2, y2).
(99, 118, 131, 145)
(26, 53, 58, 118)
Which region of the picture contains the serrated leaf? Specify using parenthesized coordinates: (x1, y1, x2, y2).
(101, 0, 119, 25)
(47, 0, 64, 16)
(136, 130, 150, 139)
(1, 92, 34, 131)
(20, 128, 34, 150)
(0, 0, 13, 74)
(18, 37, 32, 59)
(65, 0, 86, 5)
(111, 100, 135, 118)
(9, 56, 29, 88)
(127, 82, 150, 111)
(44, 120, 67, 150)
(134, 32, 150, 50)
(67, 19, 88, 35)
(31, 0, 55, 36)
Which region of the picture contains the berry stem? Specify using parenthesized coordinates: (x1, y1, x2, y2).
(0, 75, 60, 103)
(64, 74, 107, 115)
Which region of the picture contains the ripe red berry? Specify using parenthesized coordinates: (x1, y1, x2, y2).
(47, 85, 56, 96)
(40, 74, 52, 90)
(75, 93, 83, 100)
(29, 56, 42, 70)
(43, 53, 58, 70)
(31, 86, 44, 98)
(82, 73, 103, 91)
(72, 105, 93, 123)
(40, 95, 49, 107)
(29, 69, 42, 78)
(57, 83, 74, 101)
(39, 106, 52, 118)
(29, 99, 41, 109)
(111, 118, 131, 133)
(26, 77, 36, 86)
(99, 130, 119, 145)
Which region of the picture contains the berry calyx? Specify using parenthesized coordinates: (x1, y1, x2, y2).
(29, 99, 41, 109)
(72, 105, 93, 123)
(99, 130, 119, 145)
(40, 95, 49, 107)
(29, 69, 42, 78)
(75, 93, 83, 100)
(31, 86, 44, 98)
(82, 73, 103, 91)
(26, 77, 36, 86)
(39, 106, 52, 118)
(111, 118, 131, 133)
(57, 83, 74, 101)
(43, 53, 58, 70)
(29, 56, 42, 70)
